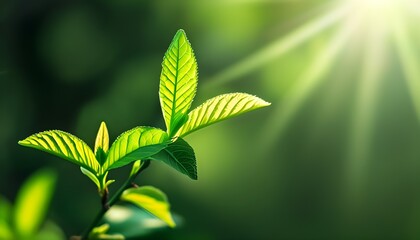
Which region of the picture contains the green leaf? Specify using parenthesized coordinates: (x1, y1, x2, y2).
(103, 205, 177, 238)
(88, 224, 125, 240)
(95, 122, 109, 165)
(148, 138, 197, 180)
(80, 167, 101, 190)
(34, 221, 66, 240)
(13, 168, 57, 238)
(100, 171, 115, 193)
(95, 122, 109, 153)
(129, 160, 142, 178)
(18, 130, 100, 174)
(179, 93, 271, 137)
(95, 148, 107, 166)
(121, 186, 175, 228)
(160, 29, 198, 137)
(103, 127, 169, 170)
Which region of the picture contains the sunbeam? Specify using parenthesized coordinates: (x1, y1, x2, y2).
(345, 5, 389, 201)
(391, 8, 420, 122)
(204, 2, 349, 89)
(261, 12, 361, 149)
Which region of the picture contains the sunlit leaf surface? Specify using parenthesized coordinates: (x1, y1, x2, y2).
(103, 127, 169, 170)
(94, 121, 109, 154)
(88, 223, 124, 240)
(103, 205, 177, 238)
(160, 29, 198, 137)
(18, 130, 100, 173)
(121, 186, 175, 228)
(13, 168, 56, 238)
(179, 93, 271, 137)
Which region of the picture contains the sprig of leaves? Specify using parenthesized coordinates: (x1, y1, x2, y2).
(0, 168, 62, 240)
(18, 29, 270, 239)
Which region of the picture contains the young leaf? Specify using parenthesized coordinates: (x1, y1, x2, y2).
(80, 167, 101, 191)
(94, 122, 109, 166)
(18, 130, 100, 174)
(160, 29, 198, 137)
(103, 127, 169, 170)
(13, 168, 56, 238)
(178, 93, 271, 137)
(95, 148, 107, 166)
(148, 138, 197, 180)
(89, 224, 125, 240)
(95, 122, 109, 154)
(100, 171, 115, 192)
(129, 160, 142, 178)
(121, 186, 175, 228)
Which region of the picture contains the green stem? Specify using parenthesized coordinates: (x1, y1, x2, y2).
(80, 160, 151, 240)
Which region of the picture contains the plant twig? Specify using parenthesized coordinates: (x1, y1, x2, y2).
(80, 160, 151, 240)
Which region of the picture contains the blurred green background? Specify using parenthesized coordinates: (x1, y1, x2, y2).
(2, 0, 420, 239)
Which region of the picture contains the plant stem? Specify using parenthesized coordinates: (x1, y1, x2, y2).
(80, 160, 151, 240)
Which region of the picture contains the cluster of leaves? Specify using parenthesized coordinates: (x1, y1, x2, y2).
(0, 168, 64, 240)
(18, 29, 270, 238)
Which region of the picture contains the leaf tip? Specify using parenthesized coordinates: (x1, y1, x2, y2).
(173, 29, 190, 46)
(262, 99, 272, 107)
(175, 29, 186, 37)
(95, 121, 109, 154)
(168, 220, 176, 228)
(18, 139, 29, 146)
(100, 121, 107, 128)
(243, 93, 271, 107)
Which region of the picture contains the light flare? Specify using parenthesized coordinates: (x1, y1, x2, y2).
(261, 13, 362, 148)
(345, 17, 389, 200)
(204, 2, 349, 89)
(391, 9, 420, 122)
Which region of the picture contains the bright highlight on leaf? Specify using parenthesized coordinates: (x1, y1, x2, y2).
(179, 93, 271, 137)
(121, 186, 175, 228)
(13, 168, 56, 238)
(95, 122, 109, 154)
(160, 29, 198, 137)
(18, 130, 100, 173)
(89, 223, 125, 240)
(103, 127, 169, 170)
(129, 160, 142, 178)
(149, 138, 197, 180)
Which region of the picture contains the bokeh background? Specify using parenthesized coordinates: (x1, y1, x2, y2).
(2, 0, 420, 239)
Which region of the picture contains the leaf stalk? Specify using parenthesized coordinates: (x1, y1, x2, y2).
(80, 161, 151, 240)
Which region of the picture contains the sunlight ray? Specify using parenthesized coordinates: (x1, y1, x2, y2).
(260, 14, 361, 149)
(391, 9, 420, 123)
(204, 2, 350, 89)
(345, 10, 389, 200)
